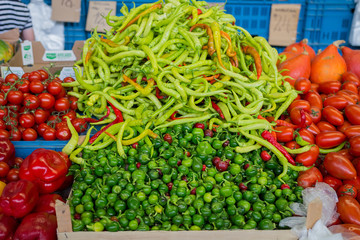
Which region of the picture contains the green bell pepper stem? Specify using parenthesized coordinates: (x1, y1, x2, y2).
(62, 116, 79, 156)
(319, 142, 346, 154)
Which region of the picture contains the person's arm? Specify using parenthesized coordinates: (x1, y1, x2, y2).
(21, 27, 35, 41)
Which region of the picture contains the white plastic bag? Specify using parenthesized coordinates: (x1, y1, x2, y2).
(279, 182, 342, 240)
(27, 0, 64, 50)
(349, 2, 360, 46)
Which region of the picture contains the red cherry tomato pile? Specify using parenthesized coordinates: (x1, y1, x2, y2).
(0, 71, 87, 141)
(0, 157, 23, 184)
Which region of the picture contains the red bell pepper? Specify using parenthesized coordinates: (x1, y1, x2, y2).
(19, 149, 70, 194)
(34, 193, 64, 215)
(0, 139, 15, 167)
(0, 213, 18, 240)
(14, 212, 57, 240)
(0, 179, 39, 218)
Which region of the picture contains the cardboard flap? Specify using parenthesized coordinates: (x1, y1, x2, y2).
(55, 200, 73, 233)
(51, 0, 81, 23)
(0, 28, 20, 45)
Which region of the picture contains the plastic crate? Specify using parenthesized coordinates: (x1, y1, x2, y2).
(223, 0, 306, 43)
(303, 0, 355, 48)
(13, 140, 69, 159)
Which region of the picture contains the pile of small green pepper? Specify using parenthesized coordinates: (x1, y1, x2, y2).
(68, 122, 303, 232)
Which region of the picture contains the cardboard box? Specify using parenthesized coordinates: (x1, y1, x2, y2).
(1, 40, 84, 78)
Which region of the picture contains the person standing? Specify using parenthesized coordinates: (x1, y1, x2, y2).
(0, 0, 35, 41)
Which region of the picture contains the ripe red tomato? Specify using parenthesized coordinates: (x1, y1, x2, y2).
(37, 69, 49, 81)
(324, 152, 356, 180)
(344, 125, 360, 139)
(37, 123, 49, 136)
(337, 195, 360, 225)
(323, 95, 348, 110)
(0, 108, 8, 120)
(345, 105, 360, 125)
(338, 120, 352, 133)
(5, 73, 18, 84)
(28, 71, 42, 82)
(16, 79, 30, 93)
(55, 87, 66, 99)
(324, 175, 343, 191)
(7, 91, 23, 105)
(0, 119, 5, 130)
(316, 131, 346, 149)
(307, 123, 321, 136)
(336, 91, 357, 105)
(21, 72, 30, 79)
(338, 184, 358, 198)
(38, 93, 55, 110)
(55, 98, 70, 112)
(55, 121, 67, 131)
(19, 113, 35, 128)
(339, 89, 359, 103)
(342, 72, 360, 86)
(23, 94, 40, 109)
(274, 126, 294, 143)
(317, 121, 337, 132)
(0, 129, 9, 139)
(295, 145, 319, 167)
(308, 106, 321, 124)
(71, 118, 87, 133)
(9, 127, 21, 141)
(56, 127, 71, 140)
(297, 167, 323, 188)
(6, 168, 19, 182)
(303, 91, 323, 109)
(62, 110, 76, 121)
(34, 109, 49, 125)
(47, 81, 63, 95)
(298, 128, 315, 144)
(6, 117, 18, 131)
(294, 77, 311, 94)
(1, 85, 10, 93)
(0, 93, 7, 106)
(318, 80, 341, 94)
(344, 177, 360, 193)
(349, 136, 360, 157)
(63, 77, 75, 83)
(13, 157, 23, 168)
(290, 108, 312, 126)
(322, 106, 344, 126)
(29, 80, 44, 94)
(43, 127, 56, 140)
(0, 162, 10, 178)
(288, 100, 311, 113)
(22, 128, 37, 141)
(342, 82, 358, 94)
(69, 96, 78, 110)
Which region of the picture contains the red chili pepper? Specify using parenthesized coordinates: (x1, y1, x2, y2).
(0, 179, 39, 218)
(19, 149, 70, 194)
(202, 164, 206, 171)
(260, 150, 271, 161)
(211, 101, 225, 119)
(14, 212, 57, 240)
(82, 106, 110, 123)
(187, 8, 202, 19)
(109, 99, 124, 122)
(275, 120, 298, 129)
(242, 45, 262, 79)
(0, 213, 18, 240)
(261, 130, 296, 165)
(33, 194, 64, 215)
(155, 87, 166, 99)
(88, 119, 120, 144)
(257, 115, 277, 140)
(281, 184, 290, 189)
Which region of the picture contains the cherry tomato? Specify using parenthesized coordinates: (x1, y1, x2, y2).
(13, 157, 23, 168)
(9, 127, 21, 141)
(349, 136, 360, 157)
(298, 128, 315, 144)
(23, 94, 40, 109)
(37, 69, 49, 81)
(62, 110, 76, 121)
(290, 108, 312, 126)
(345, 105, 360, 125)
(38, 93, 55, 110)
(6, 117, 18, 131)
(55, 98, 70, 112)
(55, 121, 67, 131)
(323, 95, 348, 110)
(69, 96, 78, 110)
(47, 81, 63, 95)
(317, 121, 337, 132)
(55, 87, 66, 99)
(343, 125, 360, 139)
(342, 72, 360, 86)
(322, 106, 344, 126)
(0, 93, 7, 106)
(294, 77, 311, 94)
(338, 184, 358, 198)
(324, 175, 343, 191)
(5, 73, 18, 84)
(52, 77, 62, 83)
(63, 77, 75, 83)
(310, 83, 319, 93)
(0, 108, 8, 120)
(21, 72, 30, 79)
(34, 109, 49, 124)
(338, 89, 359, 103)
(295, 145, 319, 167)
(316, 131, 346, 149)
(7, 91, 23, 105)
(304, 91, 323, 109)
(0, 120, 5, 130)
(308, 106, 321, 124)
(16, 79, 30, 93)
(37, 123, 50, 136)
(0, 162, 10, 178)
(56, 127, 71, 140)
(318, 80, 341, 94)
(6, 168, 19, 182)
(1, 85, 10, 93)
(43, 127, 56, 140)
(324, 152, 356, 180)
(28, 71, 42, 82)
(29, 80, 44, 94)
(22, 128, 37, 141)
(297, 167, 323, 189)
(71, 118, 87, 133)
(307, 123, 321, 136)
(274, 126, 294, 143)
(288, 100, 311, 113)
(0, 129, 9, 139)
(19, 113, 35, 128)
(342, 82, 358, 94)
(337, 195, 360, 225)
(336, 91, 357, 106)
(338, 120, 352, 133)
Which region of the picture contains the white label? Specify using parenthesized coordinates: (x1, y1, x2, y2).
(1, 66, 25, 78)
(42, 50, 76, 62)
(21, 41, 34, 65)
(59, 67, 76, 80)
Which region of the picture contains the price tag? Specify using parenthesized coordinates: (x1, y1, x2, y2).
(51, 0, 81, 23)
(268, 4, 301, 46)
(86, 1, 116, 33)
